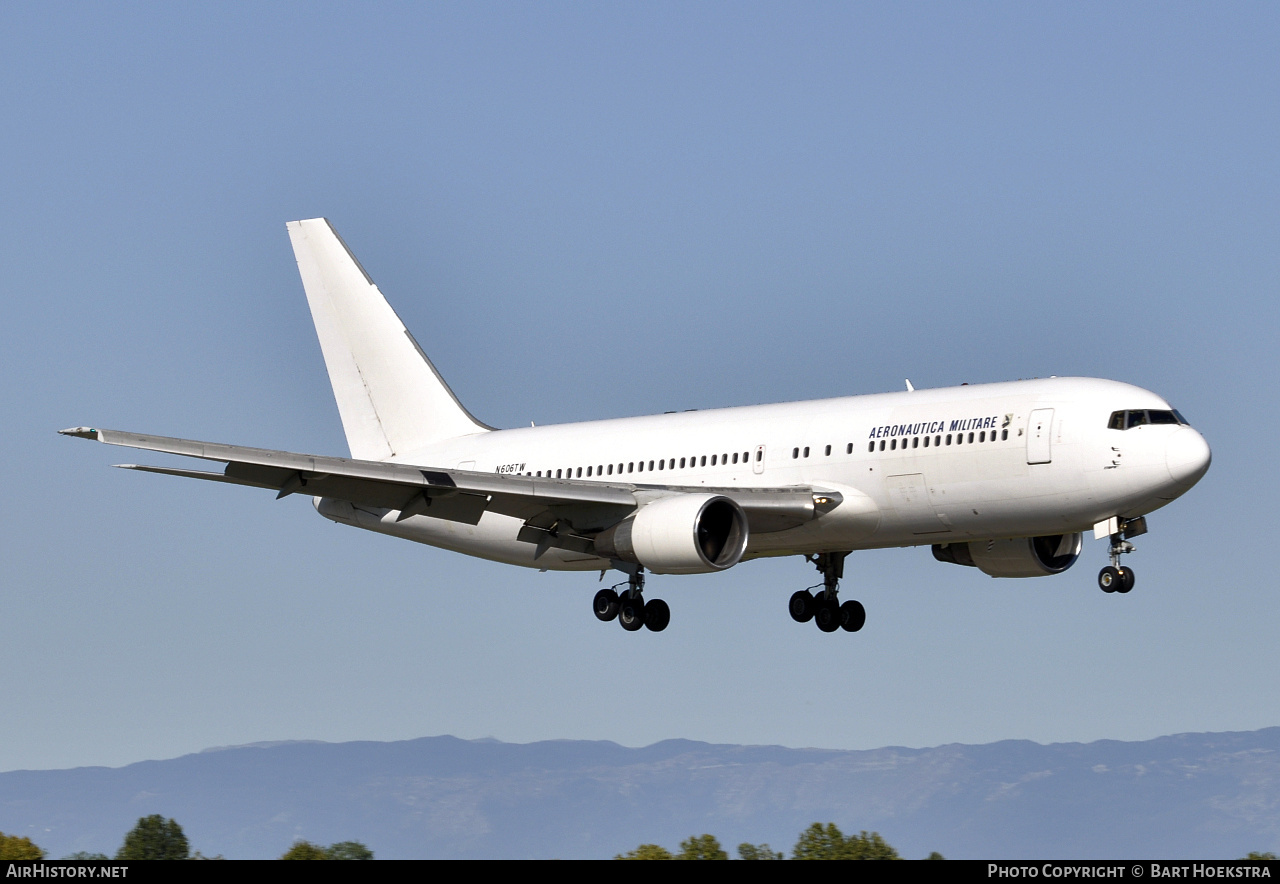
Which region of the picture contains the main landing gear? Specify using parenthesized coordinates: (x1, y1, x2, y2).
(1097, 517, 1146, 594)
(789, 552, 865, 634)
(593, 568, 670, 633)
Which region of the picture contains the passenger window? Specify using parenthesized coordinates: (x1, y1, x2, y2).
(628, 463, 634, 473)
(679, 457, 686, 468)
(946, 434, 952, 445)
(803, 447, 809, 457)
(846, 443, 853, 454)
(891, 439, 897, 450)
(967, 432, 974, 443)
(658, 460, 665, 470)
(576, 467, 582, 477)
(1001, 430, 1007, 441)
(923, 436, 929, 447)
(792, 448, 799, 459)
(825, 445, 831, 456)
(912, 437, 918, 448)
(979, 431, 985, 443)
(700, 456, 706, 466)
(879, 440, 886, 451)
(868, 441, 875, 452)
(732, 453, 738, 464)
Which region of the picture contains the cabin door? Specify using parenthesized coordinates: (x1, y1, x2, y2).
(1026, 409, 1054, 464)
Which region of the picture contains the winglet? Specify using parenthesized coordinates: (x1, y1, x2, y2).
(59, 427, 100, 440)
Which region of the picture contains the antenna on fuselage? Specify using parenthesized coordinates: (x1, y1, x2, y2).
(905, 379, 915, 392)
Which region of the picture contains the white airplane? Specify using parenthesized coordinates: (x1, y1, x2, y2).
(62, 218, 1212, 634)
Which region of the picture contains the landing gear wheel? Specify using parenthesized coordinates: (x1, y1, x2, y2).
(1098, 566, 1120, 593)
(1116, 567, 1135, 594)
(593, 588, 620, 621)
(789, 590, 815, 623)
(643, 599, 670, 632)
(814, 598, 841, 633)
(618, 596, 646, 631)
(839, 600, 866, 633)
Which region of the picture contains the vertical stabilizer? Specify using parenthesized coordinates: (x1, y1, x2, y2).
(287, 218, 490, 461)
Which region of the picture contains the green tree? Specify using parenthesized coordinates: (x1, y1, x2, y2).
(737, 842, 784, 860)
(927, 851, 946, 860)
(615, 843, 674, 860)
(280, 840, 373, 860)
(792, 822, 900, 860)
(325, 841, 373, 860)
(116, 816, 189, 860)
(63, 852, 110, 861)
(676, 834, 727, 860)
(0, 832, 45, 860)
(281, 840, 330, 859)
(1244, 852, 1277, 860)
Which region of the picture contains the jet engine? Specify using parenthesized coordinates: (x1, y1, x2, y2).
(593, 493, 749, 575)
(932, 533, 1082, 578)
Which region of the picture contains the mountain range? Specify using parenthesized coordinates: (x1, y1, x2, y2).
(1, 728, 1277, 859)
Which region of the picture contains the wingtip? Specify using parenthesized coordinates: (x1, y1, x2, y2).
(59, 427, 100, 440)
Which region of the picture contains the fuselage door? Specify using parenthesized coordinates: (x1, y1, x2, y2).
(1027, 409, 1054, 464)
(753, 445, 765, 475)
(886, 473, 950, 534)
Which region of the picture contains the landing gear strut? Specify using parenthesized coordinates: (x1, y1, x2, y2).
(594, 568, 669, 632)
(1098, 518, 1144, 594)
(791, 552, 865, 634)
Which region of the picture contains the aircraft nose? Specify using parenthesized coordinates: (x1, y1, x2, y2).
(1166, 427, 1211, 489)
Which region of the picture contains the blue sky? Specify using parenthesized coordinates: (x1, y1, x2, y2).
(1, 3, 1276, 773)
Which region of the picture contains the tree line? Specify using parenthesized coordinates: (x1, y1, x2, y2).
(615, 826, 1280, 861)
(615, 823, 936, 860)
(3, 819, 1275, 860)
(0, 816, 372, 860)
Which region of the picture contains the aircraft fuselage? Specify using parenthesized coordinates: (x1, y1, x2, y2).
(317, 376, 1210, 572)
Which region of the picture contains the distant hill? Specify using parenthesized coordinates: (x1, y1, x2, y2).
(1, 728, 1277, 859)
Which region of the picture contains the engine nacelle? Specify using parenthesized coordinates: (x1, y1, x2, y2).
(932, 533, 1082, 578)
(594, 494, 749, 575)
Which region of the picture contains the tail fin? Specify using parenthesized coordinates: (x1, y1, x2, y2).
(286, 218, 490, 461)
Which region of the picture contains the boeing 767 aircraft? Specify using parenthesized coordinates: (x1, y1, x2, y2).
(62, 219, 1211, 635)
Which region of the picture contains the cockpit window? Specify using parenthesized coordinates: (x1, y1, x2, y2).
(1108, 409, 1187, 429)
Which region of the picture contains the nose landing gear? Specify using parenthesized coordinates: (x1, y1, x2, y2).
(1097, 517, 1145, 594)
(791, 552, 865, 634)
(594, 568, 669, 632)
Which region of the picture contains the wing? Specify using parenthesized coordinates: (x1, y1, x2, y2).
(60, 427, 839, 554)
